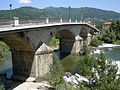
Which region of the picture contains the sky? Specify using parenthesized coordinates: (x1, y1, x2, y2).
(0, 0, 120, 13)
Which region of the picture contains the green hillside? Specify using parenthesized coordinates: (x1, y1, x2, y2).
(0, 6, 56, 20)
(0, 6, 120, 24)
(44, 7, 120, 24)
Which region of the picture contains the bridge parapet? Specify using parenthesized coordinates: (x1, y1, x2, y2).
(0, 18, 96, 28)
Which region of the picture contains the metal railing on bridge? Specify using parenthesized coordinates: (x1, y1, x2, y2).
(0, 17, 93, 28)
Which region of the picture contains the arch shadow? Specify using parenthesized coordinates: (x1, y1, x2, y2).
(0, 33, 35, 89)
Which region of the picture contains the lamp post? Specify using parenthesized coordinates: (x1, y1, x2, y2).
(69, 6, 71, 22)
(9, 4, 12, 19)
(69, 6, 71, 19)
(9, 4, 12, 10)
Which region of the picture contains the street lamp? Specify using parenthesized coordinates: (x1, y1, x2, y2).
(69, 6, 71, 19)
(9, 4, 12, 19)
(9, 4, 12, 10)
(68, 6, 71, 22)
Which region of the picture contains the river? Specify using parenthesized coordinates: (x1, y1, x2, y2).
(0, 44, 120, 78)
(59, 44, 120, 74)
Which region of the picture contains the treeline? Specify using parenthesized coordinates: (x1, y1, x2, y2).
(91, 20, 120, 46)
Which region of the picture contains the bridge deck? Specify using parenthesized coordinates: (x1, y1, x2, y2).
(0, 22, 99, 34)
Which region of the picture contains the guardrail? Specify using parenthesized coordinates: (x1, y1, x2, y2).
(0, 18, 93, 28)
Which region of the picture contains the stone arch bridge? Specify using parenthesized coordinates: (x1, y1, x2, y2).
(0, 22, 99, 81)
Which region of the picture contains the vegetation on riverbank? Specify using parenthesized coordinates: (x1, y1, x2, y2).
(44, 53, 65, 89)
(48, 35, 59, 47)
(90, 20, 120, 47)
(0, 81, 4, 90)
(45, 50, 120, 89)
(0, 41, 9, 89)
(78, 53, 120, 90)
(45, 34, 120, 89)
(0, 41, 9, 63)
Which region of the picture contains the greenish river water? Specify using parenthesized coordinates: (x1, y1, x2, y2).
(58, 44, 120, 74)
(100, 46, 120, 61)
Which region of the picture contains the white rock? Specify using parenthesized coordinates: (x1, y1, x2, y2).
(26, 77, 36, 82)
(63, 76, 71, 82)
(75, 73, 89, 82)
(69, 76, 78, 84)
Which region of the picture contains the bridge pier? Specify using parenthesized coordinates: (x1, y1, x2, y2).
(11, 43, 53, 81)
(60, 35, 83, 55)
(86, 33, 92, 45)
(33, 43, 53, 80)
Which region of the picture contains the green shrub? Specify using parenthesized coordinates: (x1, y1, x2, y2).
(45, 53, 64, 88)
(82, 41, 90, 55)
(0, 80, 5, 90)
(0, 41, 9, 63)
(96, 21, 120, 43)
(78, 52, 120, 90)
(48, 35, 59, 47)
(90, 37, 103, 47)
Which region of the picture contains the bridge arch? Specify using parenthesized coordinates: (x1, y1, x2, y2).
(35, 28, 75, 54)
(79, 26, 88, 40)
(56, 29, 75, 40)
(0, 33, 35, 79)
(55, 29, 75, 54)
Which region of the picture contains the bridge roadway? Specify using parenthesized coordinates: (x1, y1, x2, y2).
(0, 19, 99, 81)
(0, 21, 99, 33)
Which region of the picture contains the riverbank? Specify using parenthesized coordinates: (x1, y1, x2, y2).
(98, 43, 120, 48)
(0, 75, 53, 90)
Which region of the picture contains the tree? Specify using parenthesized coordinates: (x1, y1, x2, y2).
(44, 53, 65, 89)
(78, 52, 120, 89)
(109, 21, 120, 40)
(90, 37, 103, 47)
(82, 41, 90, 55)
(0, 41, 8, 90)
(95, 20, 120, 44)
(0, 41, 9, 63)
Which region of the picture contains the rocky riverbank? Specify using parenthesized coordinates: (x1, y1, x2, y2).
(63, 72, 88, 85)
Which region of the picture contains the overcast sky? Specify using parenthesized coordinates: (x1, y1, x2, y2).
(0, 0, 120, 13)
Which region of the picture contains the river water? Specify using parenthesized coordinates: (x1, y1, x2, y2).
(98, 44, 120, 74)
(60, 44, 120, 74)
(0, 44, 120, 78)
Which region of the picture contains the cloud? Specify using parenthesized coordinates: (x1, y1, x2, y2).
(19, 0, 31, 4)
